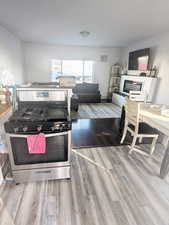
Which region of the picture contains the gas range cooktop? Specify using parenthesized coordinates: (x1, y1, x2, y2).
(10, 106, 68, 122)
(5, 105, 71, 134)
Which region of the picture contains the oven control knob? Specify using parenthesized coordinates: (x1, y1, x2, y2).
(51, 127, 54, 131)
(23, 127, 28, 132)
(61, 124, 65, 130)
(14, 127, 19, 133)
(37, 125, 42, 131)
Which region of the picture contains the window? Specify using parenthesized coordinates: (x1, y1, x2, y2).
(52, 60, 93, 83)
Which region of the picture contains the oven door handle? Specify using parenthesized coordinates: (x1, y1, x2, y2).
(6, 132, 69, 138)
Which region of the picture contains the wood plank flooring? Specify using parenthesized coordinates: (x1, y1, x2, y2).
(72, 118, 157, 148)
(71, 103, 121, 119)
(0, 144, 169, 225)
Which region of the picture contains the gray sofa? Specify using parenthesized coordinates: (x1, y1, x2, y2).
(72, 83, 101, 103)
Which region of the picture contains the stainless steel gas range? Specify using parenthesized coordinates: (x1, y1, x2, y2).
(4, 86, 72, 183)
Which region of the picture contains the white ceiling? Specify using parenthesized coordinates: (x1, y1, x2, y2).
(0, 0, 169, 47)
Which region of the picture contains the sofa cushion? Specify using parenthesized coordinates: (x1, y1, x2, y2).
(77, 92, 101, 97)
(72, 82, 101, 103)
(73, 83, 99, 93)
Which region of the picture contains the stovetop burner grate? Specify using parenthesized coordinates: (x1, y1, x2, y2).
(10, 105, 68, 122)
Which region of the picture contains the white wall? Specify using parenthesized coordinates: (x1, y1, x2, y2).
(0, 25, 23, 84)
(23, 43, 124, 98)
(122, 32, 169, 104)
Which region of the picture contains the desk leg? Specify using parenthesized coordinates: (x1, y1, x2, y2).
(160, 142, 169, 178)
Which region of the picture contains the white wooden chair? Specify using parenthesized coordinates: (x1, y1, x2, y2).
(120, 97, 158, 156)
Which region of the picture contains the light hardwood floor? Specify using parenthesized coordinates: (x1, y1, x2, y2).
(71, 103, 121, 119)
(1, 104, 169, 225)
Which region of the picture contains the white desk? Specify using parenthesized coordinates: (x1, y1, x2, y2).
(140, 104, 169, 178)
(140, 104, 169, 135)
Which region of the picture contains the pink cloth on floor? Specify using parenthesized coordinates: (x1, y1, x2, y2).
(27, 133, 46, 154)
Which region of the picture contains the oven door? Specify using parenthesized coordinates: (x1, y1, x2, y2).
(6, 131, 71, 171)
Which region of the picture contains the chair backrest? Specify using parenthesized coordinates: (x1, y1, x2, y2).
(125, 97, 140, 127)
